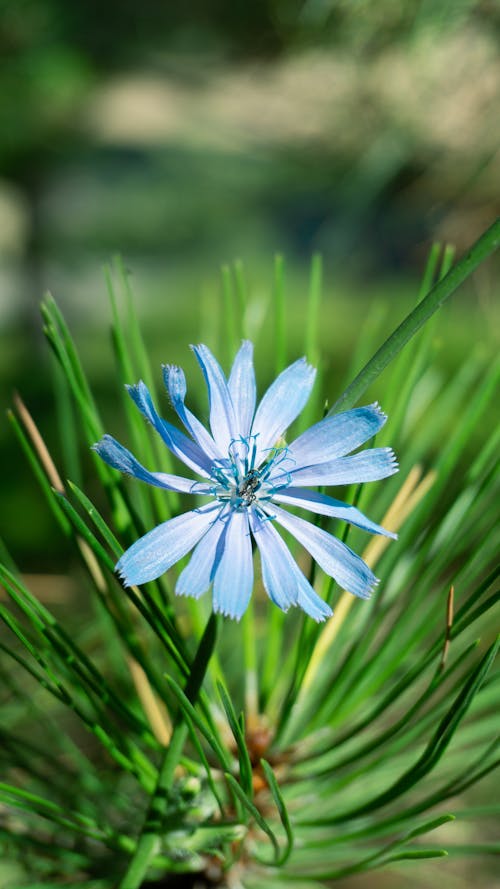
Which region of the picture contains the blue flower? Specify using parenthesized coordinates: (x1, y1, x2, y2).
(94, 342, 398, 621)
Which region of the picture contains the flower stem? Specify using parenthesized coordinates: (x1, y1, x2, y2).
(119, 612, 220, 889)
(331, 218, 500, 413)
(242, 596, 259, 726)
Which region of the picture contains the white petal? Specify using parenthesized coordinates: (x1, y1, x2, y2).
(273, 487, 397, 539)
(228, 341, 256, 437)
(287, 403, 387, 467)
(285, 448, 399, 488)
(192, 344, 239, 456)
(126, 380, 212, 477)
(175, 511, 228, 599)
(93, 435, 207, 494)
(249, 512, 298, 611)
(250, 512, 332, 621)
(252, 358, 316, 464)
(162, 364, 221, 460)
(268, 504, 377, 599)
(212, 511, 253, 620)
(116, 504, 218, 587)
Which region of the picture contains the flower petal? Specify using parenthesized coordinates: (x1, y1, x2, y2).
(295, 572, 333, 622)
(267, 504, 378, 599)
(162, 364, 221, 460)
(249, 512, 298, 611)
(287, 403, 387, 467)
(273, 487, 397, 539)
(116, 504, 218, 587)
(284, 448, 398, 488)
(126, 380, 212, 477)
(251, 358, 316, 463)
(212, 511, 253, 620)
(228, 340, 256, 438)
(192, 344, 239, 455)
(93, 434, 209, 494)
(250, 512, 332, 620)
(175, 510, 228, 599)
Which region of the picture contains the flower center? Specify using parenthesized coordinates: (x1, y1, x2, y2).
(236, 469, 262, 505)
(207, 435, 293, 512)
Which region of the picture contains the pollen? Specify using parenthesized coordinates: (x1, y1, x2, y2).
(237, 470, 262, 504)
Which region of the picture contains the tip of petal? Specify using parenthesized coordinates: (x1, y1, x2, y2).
(364, 575, 380, 599)
(213, 602, 245, 622)
(298, 356, 317, 375)
(91, 433, 112, 451)
(237, 339, 253, 351)
(91, 440, 108, 460)
(174, 583, 193, 599)
(347, 573, 380, 601)
(369, 401, 388, 424)
(309, 603, 333, 622)
(125, 380, 149, 409)
(162, 363, 187, 402)
(125, 380, 142, 393)
(383, 447, 399, 474)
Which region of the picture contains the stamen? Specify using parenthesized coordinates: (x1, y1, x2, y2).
(237, 468, 262, 505)
(190, 480, 212, 495)
(207, 434, 291, 513)
(253, 506, 276, 523)
(249, 433, 259, 471)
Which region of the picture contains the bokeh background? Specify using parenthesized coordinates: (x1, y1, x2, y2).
(1, 2, 498, 576)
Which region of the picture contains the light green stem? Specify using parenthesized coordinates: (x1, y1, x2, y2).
(242, 596, 258, 722)
(330, 218, 500, 414)
(119, 612, 220, 889)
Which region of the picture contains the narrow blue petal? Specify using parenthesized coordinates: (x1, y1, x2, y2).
(192, 344, 238, 455)
(295, 574, 333, 622)
(126, 380, 212, 477)
(287, 403, 387, 467)
(273, 487, 397, 539)
(249, 512, 298, 611)
(267, 504, 378, 599)
(175, 510, 228, 599)
(284, 448, 398, 488)
(162, 364, 221, 460)
(93, 435, 208, 494)
(116, 504, 218, 587)
(251, 514, 333, 621)
(250, 512, 332, 620)
(251, 358, 316, 463)
(228, 340, 256, 437)
(212, 511, 253, 620)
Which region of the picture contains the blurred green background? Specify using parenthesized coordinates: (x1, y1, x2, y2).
(0, 0, 498, 568)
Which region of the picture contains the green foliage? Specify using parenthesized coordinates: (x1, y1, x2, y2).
(0, 225, 498, 887)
